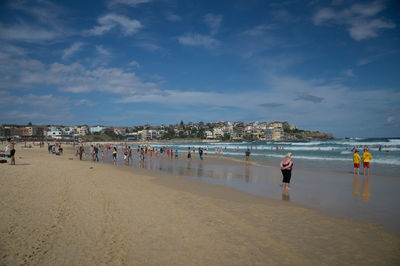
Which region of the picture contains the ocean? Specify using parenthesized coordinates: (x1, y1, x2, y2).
(148, 138, 400, 177)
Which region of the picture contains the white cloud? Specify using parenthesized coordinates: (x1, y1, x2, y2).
(62, 42, 84, 60)
(0, 43, 25, 57)
(86, 14, 142, 36)
(348, 18, 395, 41)
(345, 69, 356, 77)
(3, 0, 70, 44)
(61, 85, 92, 93)
(166, 12, 181, 22)
(107, 0, 151, 8)
(135, 42, 166, 53)
(313, 1, 396, 41)
(76, 99, 97, 106)
(96, 45, 111, 56)
(0, 58, 158, 96)
(204, 14, 223, 35)
(128, 60, 140, 67)
(9, 0, 65, 24)
(243, 24, 274, 36)
(313, 8, 336, 26)
(178, 33, 220, 49)
(357, 50, 398, 66)
(0, 23, 60, 43)
(13, 93, 68, 107)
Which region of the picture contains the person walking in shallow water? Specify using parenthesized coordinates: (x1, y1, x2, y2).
(245, 148, 250, 162)
(280, 152, 293, 191)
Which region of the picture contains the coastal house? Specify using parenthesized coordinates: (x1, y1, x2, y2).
(266, 122, 284, 141)
(46, 127, 63, 139)
(75, 125, 89, 136)
(0, 125, 22, 137)
(205, 130, 214, 139)
(213, 128, 224, 139)
(126, 132, 139, 141)
(63, 127, 76, 136)
(90, 125, 105, 134)
(27, 126, 44, 136)
(20, 127, 30, 137)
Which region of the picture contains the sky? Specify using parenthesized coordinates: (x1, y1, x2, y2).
(0, 0, 399, 138)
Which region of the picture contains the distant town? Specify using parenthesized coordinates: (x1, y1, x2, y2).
(0, 121, 333, 142)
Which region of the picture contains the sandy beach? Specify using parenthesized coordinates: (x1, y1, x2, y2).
(1, 146, 400, 265)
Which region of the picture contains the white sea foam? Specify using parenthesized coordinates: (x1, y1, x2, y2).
(389, 139, 400, 144)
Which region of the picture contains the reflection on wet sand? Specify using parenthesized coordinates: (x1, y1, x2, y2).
(245, 164, 250, 183)
(353, 174, 371, 203)
(362, 177, 370, 203)
(197, 161, 203, 177)
(282, 191, 290, 201)
(97, 150, 400, 235)
(186, 160, 191, 176)
(353, 175, 360, 200)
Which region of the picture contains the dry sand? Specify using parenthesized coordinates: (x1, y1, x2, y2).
(1, 146, 400, 265)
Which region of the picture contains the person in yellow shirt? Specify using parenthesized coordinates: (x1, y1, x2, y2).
(353, 149, 361, 176)
(362, 148, 372, 176)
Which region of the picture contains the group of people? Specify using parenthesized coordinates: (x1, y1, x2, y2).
(353, 148, 372, 176)
(187, 147, 205, 160)
(278, 148, 373, 193)
(48, 143, 63, 155)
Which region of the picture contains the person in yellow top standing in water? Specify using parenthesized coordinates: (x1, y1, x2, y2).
(353, 149, 361, 176)
(362, 148, 372, 176)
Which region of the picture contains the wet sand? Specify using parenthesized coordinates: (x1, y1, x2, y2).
(1, 146, 400, 265)
(102, 148, 400, 235)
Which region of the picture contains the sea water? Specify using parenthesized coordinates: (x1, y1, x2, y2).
(148, 138, 400, 177)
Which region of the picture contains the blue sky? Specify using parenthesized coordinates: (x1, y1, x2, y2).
(0, 0, 399, 137)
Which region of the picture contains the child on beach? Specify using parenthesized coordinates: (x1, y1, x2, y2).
(353, 149, 361, 176)
(280, 153, 293, 191)
(362, 148, 372, 176)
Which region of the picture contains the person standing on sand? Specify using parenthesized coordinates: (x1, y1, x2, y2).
(94, 146, 99, 162)
(245, 148, 250, 161)
(187, 147, 191, 160)
(78, 145, 84, 160)
(112, 147, 118, 164)
(362, 148, 372, 176)
(280, 152, 293, 191)
(128, 146, 132, 164)
(353, 149, 361, 176)
(8, 138, 15, 165)
(90, 145, 94, 161)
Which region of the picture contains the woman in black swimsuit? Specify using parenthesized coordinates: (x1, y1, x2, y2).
(280, 152, 293, 191)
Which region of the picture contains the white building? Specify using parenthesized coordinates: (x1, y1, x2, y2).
(90, 125, 105, 134)
(213, 128, 224, 139)
(205, 130, 213, 139)
(75, 126, 88, 136)
(266, 125, 284, 141)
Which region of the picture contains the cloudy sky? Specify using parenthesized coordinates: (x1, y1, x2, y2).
(0, 0, 399, 137)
